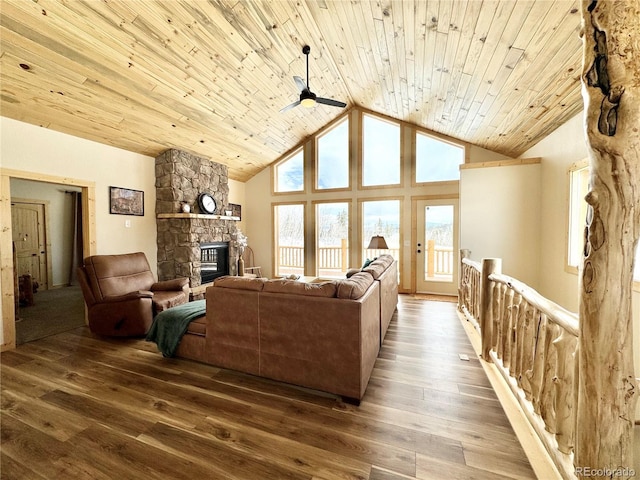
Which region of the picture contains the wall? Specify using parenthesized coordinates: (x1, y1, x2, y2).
(1, 117, 158, 264)
(521, 111, 640, 420)
(10, 179, 81, 287)
(460, 161, 542, 287)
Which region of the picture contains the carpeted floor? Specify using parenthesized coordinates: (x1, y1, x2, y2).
(15, 285, 86, 345)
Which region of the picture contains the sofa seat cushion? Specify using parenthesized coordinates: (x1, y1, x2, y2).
(214, 276, 266, 291)
(263, 279, 337, 297)
(186, 316, 206, 336)
(153, 289, 189, 313)
(336, 272, 374, 299)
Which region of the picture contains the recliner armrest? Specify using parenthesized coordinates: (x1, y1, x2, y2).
(151, 278, 189, 292)
(102, 290, 154, 303)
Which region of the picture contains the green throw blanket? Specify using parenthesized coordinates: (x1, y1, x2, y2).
(146, 300, 206, 357)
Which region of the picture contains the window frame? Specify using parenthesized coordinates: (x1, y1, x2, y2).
(412, 128, 466, 187)
(272, 146, 305, 195)
(565, 159, 590, 275)
(313, 115, 351, 193)
(272, 201, 307, 277)
(358, 196, 403, 267)
(312, 198, 352, 278)
(359, 112, 403, 190)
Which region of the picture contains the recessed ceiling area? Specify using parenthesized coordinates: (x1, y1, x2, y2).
(0, 0, 583, 182)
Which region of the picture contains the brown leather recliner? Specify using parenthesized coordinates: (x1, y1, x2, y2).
(77, 252, 189, 336)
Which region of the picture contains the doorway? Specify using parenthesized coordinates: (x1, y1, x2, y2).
(415, 198, 459, 295)
(1, 171, 95, 351)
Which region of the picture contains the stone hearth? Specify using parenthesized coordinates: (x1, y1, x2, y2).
(155, 149, 241, 288)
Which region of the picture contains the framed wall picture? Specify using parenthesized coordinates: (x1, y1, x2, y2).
(109, 186, 144, 216)
(229, 203, 241, 220)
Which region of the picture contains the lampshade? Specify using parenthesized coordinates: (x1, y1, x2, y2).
(367, 235, 388, 249)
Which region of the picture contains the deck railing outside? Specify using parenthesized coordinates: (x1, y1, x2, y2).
(458, 251, 580, 480)
(276, 243, 401, 276)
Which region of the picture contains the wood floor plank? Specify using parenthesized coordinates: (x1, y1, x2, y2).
(0, 295, 536, 479)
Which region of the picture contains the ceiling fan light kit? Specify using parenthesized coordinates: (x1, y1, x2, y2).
(281, 45, 346, 113)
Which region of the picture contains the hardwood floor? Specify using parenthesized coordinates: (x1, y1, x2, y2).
(1, 295, 536, 479)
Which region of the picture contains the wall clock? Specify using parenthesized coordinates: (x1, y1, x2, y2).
(197, 193, 216, 214)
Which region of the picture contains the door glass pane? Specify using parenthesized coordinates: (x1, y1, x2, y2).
(362, 200, 400, 261)
(316, 117, 349, 189)
(316, 202, 349, 277)
(424, 205, 454, 282)
(275, 204, 304, 276)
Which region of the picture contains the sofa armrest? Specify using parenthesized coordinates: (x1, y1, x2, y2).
(151, 278, 189, 293)
(102, 290, 154, 303)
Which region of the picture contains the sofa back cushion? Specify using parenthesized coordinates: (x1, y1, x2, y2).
(336, 272, 374, 299)
(263, 279, 337, 297)
(362, 254, 394, 280)
(213, 276, 266, 291)
(83, 252, 155, 300)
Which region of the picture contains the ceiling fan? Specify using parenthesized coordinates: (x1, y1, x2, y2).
(280, 45, 347, 112)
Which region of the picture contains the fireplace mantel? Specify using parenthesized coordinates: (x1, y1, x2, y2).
(157, 213, 239, 221)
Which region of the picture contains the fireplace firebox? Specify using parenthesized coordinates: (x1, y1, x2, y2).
(200, 242, 229, 284)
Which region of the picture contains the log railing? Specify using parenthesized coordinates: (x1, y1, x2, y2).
(458, 251, 581, 479)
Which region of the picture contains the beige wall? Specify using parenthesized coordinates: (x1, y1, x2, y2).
(1, 117, 158, 264)
(521, 112, 640, 420)
(460, 161, 542, 287)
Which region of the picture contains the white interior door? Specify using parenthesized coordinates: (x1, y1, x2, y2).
(415, 199, 459, 295)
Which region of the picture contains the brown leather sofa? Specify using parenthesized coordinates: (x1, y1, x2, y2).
(346, 254, 398, 343)
(173, 256, 398, 402)
(77, 252, 189, 336)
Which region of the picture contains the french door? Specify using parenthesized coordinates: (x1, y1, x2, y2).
(415, 198, 459, 295)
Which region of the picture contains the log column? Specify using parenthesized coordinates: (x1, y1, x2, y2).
(577, 0, 639, 476)
(480, 258, 501, 361)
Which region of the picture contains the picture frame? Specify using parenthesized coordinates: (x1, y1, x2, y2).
(109, 186, 144, 216)
(229, 203, 241, 220)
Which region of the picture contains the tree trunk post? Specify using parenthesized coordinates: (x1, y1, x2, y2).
(577, 0, 639, 476)
(480, 258, 501, 361)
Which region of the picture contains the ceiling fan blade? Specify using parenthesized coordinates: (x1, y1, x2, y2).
(316, 97, 347, 108)
(280, 100, 301, 113)
(293, 76, 307, 92)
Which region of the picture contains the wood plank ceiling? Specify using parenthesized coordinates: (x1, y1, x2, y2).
(0, 0, 583, 182)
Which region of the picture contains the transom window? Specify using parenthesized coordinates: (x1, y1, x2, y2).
(316, 117, 349, 190)
(362, 114, 400, 187)
(415, 132, 464, 183)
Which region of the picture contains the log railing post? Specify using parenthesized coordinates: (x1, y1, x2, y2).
(578, 1, 639, 476)
(479, 258, 501, 361)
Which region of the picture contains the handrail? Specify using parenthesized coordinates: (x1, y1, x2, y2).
(457, 250, 581, 480)
(489, 272, 579, 337)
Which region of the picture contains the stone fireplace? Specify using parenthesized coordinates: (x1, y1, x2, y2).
(155, 148, 241, 289)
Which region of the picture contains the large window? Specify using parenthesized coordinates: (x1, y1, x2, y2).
(315, 202, 349, 277)
(415, 132, 464, 183)
(362, 200, 400, 261)
(274, 203, 305, 276)
(274, 148, 304, 193)
(362, 114, 400, 187)
(316, 117, 349, 190)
